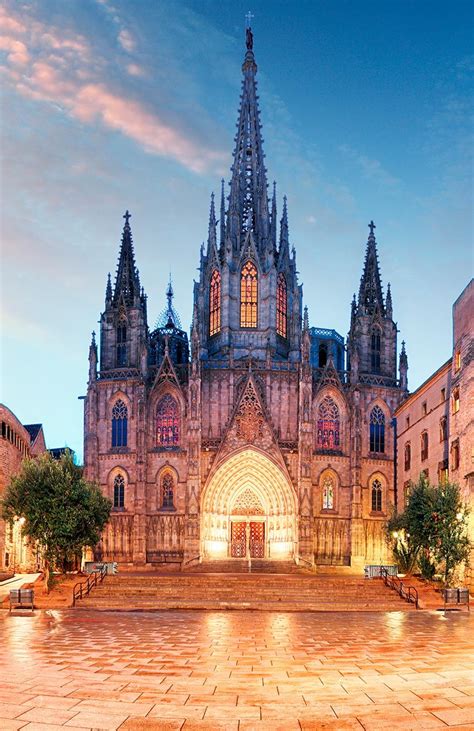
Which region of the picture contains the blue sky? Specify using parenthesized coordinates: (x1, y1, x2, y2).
(1, 0, 472, 460)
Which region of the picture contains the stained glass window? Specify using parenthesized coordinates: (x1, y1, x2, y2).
(240, 261, 258, 328)
(113, 474, 125, 509)
(371, 478, 382, 512)
(317, 395, 340, 450)
(322, 475, 334, 510)
(209, 269, 221, 336)
(111, 399, 128, 448)
(116, 318, 127, 367)
(156, 394, 180, 446)
(276, 273, 287, 338)
(371, 327, 381, 373)
(369, 405, 385, 453)
(161, 473, 175, 510)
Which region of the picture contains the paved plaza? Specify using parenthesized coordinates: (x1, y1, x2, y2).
(0, 609, 473, 730)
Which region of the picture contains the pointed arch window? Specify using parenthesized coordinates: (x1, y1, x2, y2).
(156, 394, 180, 446)
(317, 395, 340, 450)
(160, 472, 175, 510)
(369, 405, 385, 453)
(209, 269, 221, 336)
(113, 474, 125, 509)
(116, 317, 127, 367)
(371, 327, 381, 373)
(371, 478, 383, 512)
(240, 261, 258, 328)
(318, 343, 328, 368)
(111, 399, 128, 448)
(276, 273, 287, 338)
(322, 475, 335, 510)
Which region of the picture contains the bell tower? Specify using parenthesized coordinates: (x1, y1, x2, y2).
(194, 26, 302, 363)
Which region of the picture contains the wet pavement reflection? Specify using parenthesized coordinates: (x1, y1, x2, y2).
(0, 609, 473, 729)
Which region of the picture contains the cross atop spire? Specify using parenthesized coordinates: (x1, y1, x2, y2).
(113, 209, 140, 306)
(245, 10, 254, 28)
(357, 220, 385, 316)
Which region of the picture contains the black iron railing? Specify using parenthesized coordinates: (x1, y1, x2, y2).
(72, 565, 108, 607)
(381, 567, 419, 609)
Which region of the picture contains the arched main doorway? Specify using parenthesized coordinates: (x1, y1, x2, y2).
(201, 449, 297, 560)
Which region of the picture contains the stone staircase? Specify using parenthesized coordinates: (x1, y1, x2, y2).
(76, 570, 416, 612)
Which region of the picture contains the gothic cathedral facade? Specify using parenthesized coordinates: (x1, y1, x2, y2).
(83, 29, 409, 570)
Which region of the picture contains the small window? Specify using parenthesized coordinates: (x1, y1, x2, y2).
(454, 351, 461, 372)
(371, 479, 382, 512)
(452, 388, 460, 414)
(111, 399, 128, 448)
(451, 439, 460, 470)
(404, 443, 411, 471)
(276, 273, 287, 338)
(156, 395, 180, 446)
(403, 481, 411, 507)
(421, 468, 429, 481)
(113, 474, 125, 509)
(438, 460, 449, 485)
(116, 318, 127, 367)
(370, 328, 381, 373)
(406, 415, 410, 429)
(439, 416, 448, 442)
(421, 431, 429, 461)
(322, 475, 335, 510)
(318, 343, 328, 368)
(370, 406, 385, 453)
(422, 401, 427, 416)
(240, 261, 258, 328)
(161, 473, 175, 510)
(440, 388, 446, 402)
(209, 269, 221, 337)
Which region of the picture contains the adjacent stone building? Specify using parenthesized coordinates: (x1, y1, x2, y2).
(0, 405, 47, 571)
(395, 279, 473, 584)
(84, 29, 409, 570)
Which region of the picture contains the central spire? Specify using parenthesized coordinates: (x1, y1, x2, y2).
(358, 220, 385, 316)
(227, 25, 269, 250)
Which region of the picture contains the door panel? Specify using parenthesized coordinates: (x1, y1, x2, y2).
(231, 521, 246, 558)
(250, 521, 264, 558)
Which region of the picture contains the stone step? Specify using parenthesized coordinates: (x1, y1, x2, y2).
(75, 572, 414, 612)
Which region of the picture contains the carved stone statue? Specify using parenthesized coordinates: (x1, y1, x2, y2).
(246, 26, 253, 50)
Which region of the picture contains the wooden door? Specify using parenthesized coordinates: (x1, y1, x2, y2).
(231, 521, 246, 557)
(250, 522, 265, 558)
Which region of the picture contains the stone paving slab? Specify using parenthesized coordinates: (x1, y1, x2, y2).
(0, 609, 473, 729)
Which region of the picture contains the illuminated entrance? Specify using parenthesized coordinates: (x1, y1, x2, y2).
(201, 448, 297, 560)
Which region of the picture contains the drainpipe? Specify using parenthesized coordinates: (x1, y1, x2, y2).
(391, 417, 398, 511)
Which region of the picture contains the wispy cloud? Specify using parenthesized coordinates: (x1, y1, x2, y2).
(339, 144, 401, 187)
(0, 3, 225, 174)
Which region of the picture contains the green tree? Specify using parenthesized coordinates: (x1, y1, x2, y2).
(386, 476, 470, 586)
(430, 482, 470, 587)
(1, 451, 111, 591)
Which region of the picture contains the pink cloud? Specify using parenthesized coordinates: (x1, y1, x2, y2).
(0, 6, 26, 35)
(0, 35, 29, 65)
(118, 28, 135, 53)
(72, 84, 223, 172)
(0, 4, 225, 174)
(127, 62, 144, 77)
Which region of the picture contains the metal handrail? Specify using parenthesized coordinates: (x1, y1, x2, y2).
(381, 567, 419, 609)
(296, 556, 315, 571)
(72, 565, 108, 607)
(182, 555, 201, 568)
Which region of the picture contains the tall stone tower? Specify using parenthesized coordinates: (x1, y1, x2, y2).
(194, 27, 302, 363)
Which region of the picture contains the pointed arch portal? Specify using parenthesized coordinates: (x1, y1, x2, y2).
(201, 449, 297, 559)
